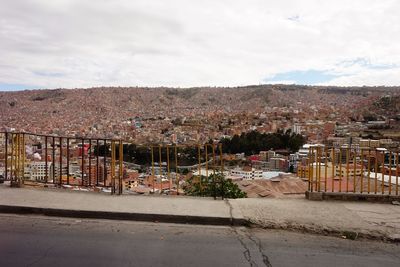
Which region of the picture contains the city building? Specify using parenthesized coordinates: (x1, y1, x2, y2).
(230, 166, 263, 180)
(25, 161, 52, 182)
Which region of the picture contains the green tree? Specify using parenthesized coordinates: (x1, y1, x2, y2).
(184, 173, 247, 199)
(221, 130, 305, 155)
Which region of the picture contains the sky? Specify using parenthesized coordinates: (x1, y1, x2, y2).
(1, 0, 400, 90)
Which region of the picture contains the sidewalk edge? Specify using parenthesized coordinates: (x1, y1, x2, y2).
(246, 219, 400, 243)
(0, 204, 248, 226)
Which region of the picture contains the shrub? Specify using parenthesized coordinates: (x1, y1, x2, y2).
(184, 173, 247, 199)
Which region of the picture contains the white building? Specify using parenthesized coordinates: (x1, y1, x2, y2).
(26, 161, 52, 182)
(230, 167, 263, 180)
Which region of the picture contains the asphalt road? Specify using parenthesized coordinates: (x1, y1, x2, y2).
(0, 214, 399, 267)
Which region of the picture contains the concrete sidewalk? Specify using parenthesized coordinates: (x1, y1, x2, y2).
(230, 198, 400, 241)
(0, 185, 244, 225)
(1, 185, 400, 241)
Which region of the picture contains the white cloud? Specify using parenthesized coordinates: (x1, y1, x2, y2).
(0, 0, 399, 89)
(323, 68, 400, 86)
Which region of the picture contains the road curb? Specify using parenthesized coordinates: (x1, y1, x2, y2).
(246, 219, 400, 243)
(0, 205, 248, 226)
(306, 191, 400, 203)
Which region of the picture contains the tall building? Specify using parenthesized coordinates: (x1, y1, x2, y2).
(26, 161, 52, 182)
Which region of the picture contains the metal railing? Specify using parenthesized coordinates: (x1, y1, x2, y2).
(297, 145, 399, 195)
(0, 132, 225, 198)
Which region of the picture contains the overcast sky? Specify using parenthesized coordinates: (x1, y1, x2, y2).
(1, 0, 400, 90)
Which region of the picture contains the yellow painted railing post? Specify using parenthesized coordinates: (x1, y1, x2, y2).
(309, 147, 313, 192)
(175, 145, 179, 195)
(312, 146, 315, 191)
(219, 144, 224, 199)
(396, 152, 399, 196)
(346, 147, 350, 192)
(374, 149, 378, 194)
(14, 134, 18, 183)
(16, 133, 19, 182)
(312, 147, 316, 192)
(17, 134, 21, 182)
(111, 140, 116, 194)
(10, 134, 13, 182)
(13, 134, 17, 183)
(21, 133, 25, 186)
(314, 147, 318, 192)
(211, 144, 217, 199)
(119, 140, 123, 195)
(151, 146, 155, 193)
(16, 133, 20, 184)
(3, 133, 7, 182)
(323, 147, 327, 192)
(315, 147, 318, 191)
(197, 144, 201, 192)
(331, 148, 335, 192)
(306, 158, 309, 191)
(313, 146, 316, 192)
(205, 144, 208, 179)
(381, 150, 385, 195)
(389, 150, 392, 195)
(167, 145, 171, 192)
(12, 134, 15, 182)
(339, 147, 342, 192)
(159, 145, 162, 194)
(212, 144, 216, 177)
(360, 148, 364, 193)
(367, 149, 371, 194)
(353, 152, 357, 193)
(219, 144, 224, 173)
(307, 147, 311, 191)
(14, 134, 17, 183)
(317, 146, 321, 192)
(15, 133, 18, 182)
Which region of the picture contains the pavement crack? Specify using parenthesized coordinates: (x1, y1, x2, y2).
(245, 231, 273, 267)
(228, 200, 272, 266)
(26, 244, 55, 267)
(225, 199, 234, 226)
(231, 227, 258, 267)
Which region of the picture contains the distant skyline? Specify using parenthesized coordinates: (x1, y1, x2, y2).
(1, 0, 400, 91)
